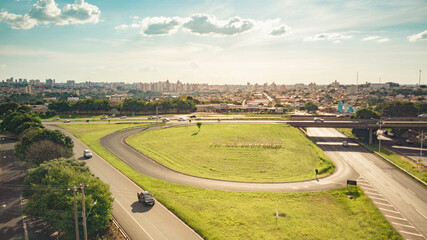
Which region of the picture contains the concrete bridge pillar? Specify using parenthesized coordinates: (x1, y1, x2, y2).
(369, 128, 373, 144)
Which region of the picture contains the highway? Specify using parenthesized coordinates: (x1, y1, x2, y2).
(47, 125, 202, 240)
(308, 128, 427, 240)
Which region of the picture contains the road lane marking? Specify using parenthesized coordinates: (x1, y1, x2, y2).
(398, 230, 424, 237)
(368, 196, 389, 202)
(407, 188, 416, 196)
(391, 222, 416, 229)
(373, 201, 393, 207)
(416, 209, 427, 220)
(385, 215, 407, 221)
(114, 200, 154, 240)
(379, 208, 400, 214)
(364, 191, 382, 196)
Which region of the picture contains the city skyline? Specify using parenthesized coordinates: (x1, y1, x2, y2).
(0, 0, 426, 85)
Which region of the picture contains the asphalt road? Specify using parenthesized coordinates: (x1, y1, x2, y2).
(308, 128, 427, 240)
(47, 125, 202, 240)
(100, 124, 359, 192)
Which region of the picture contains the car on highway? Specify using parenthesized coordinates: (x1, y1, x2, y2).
(148, 115, 161, 119)
(178, 117, 187, 121)
(189, 115, 197, 118)
(137, 191, 155, 206)
(418, 114, 427, 118)
(53, 117, 61, 120)
(63, 119, 70, 123)
(100, 116, 108, 120)
(342, 141, 349, 147)
(120, 116, 127, 119)
(314, 118, 324, 123)
(162, 118, 170, 123)
(83, 149, 92, 158)
(336, 114, 345, 118)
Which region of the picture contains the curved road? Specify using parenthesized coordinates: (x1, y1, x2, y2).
(100, 124, 359, 192)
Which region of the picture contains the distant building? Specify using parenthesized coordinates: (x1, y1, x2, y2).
(46, 78, 55, 87)
(369, 83, 390, 90)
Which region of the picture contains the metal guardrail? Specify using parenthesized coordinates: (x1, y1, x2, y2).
(110, 214, 131, 240)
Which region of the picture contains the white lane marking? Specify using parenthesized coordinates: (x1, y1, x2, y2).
(399, 230, 424, 237)
(291, 187, 299, 189)
(386, 215, 407, 221)
(407, 188, 416, 196)
(373, 201, 393, 207)
(416, 209, 427, 220)
(368, 196, 389, 202)
(379, 208, 400, 214)
(364, 191, 382, 196)
(114, 200, 154, 240)
(392, 222, 416, 229)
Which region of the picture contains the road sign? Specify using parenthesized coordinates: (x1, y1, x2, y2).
(347, 180, 357, 186)
(416, 135, 427, 139)
(418, 158, 423, 163)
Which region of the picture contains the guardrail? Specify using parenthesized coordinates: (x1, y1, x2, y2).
(110, 214, 131, 240)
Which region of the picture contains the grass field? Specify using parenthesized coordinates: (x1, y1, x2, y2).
(338, 128, 427, 183)
(126, 124, 334, 182)
(61, 123, 401, 240)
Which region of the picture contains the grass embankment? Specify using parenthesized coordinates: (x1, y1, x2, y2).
(338, 128, 427, 183)
(61, 123, 401, 240)
(127, 124, 334, 182)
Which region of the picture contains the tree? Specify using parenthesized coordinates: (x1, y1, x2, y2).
(350, 108, 381, 119)
(23, 158, 113, 239)
(0, 112, 42, 135)
(25, 140, 73, 165)
(196, 122, 202, 132)
(304, 102, 318, 113)
(375, 101, 417, 117)
(15, 128, 73, 162)
(0, 101, 19, 114)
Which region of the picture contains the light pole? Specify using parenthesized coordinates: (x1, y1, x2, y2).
(417, 130, 425, 176)
(376, 119, 384, 153)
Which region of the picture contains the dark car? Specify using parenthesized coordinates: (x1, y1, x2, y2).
(189, 115, 197, 118)
(137, 191, 155, 206)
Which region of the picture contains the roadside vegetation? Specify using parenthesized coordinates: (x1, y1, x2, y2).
(126, 124, 334, 182)
(62, 123, 401, 240)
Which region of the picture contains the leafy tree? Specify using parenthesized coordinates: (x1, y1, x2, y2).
(197, 122, 202, 132)
(25, 140, 73, 165)
(48, 100, 71, 112)
(415, 102, 427, 114)
(304, 102, 318, 113)
(0, 112, 42, 135)
(0, 101, 19, 114)
(375, 101, 417, 117)
(350, 108, 381, 119)
(23, 158, 113, 239)
(15, 128, 73, 161)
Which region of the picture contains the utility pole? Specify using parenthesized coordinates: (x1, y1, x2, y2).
(81, 184, 88, 240)
(356, 72, 359, 94)
(419, 70, 422, 87)
(73, 186, 80, 240)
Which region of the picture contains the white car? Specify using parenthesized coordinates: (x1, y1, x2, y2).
(120, 116, 127, 119)
(418, 114, 427, 118)
(83, 149, 92, 158)
(53, 117, 61, 120)
(100, 116, 108, 120)
(63, 119, 70, 123)
(178, 117, 187, 121)
(342, 141, 349, 147)
(162, 118, 170, 123)
(314, 118, 324, 123)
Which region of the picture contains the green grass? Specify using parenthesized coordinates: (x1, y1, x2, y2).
(338, 128, 427, 183)
(61, 123, 401, 240)
(126, 124, 334, 182)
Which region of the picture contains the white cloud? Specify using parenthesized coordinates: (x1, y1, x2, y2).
(408, 30, 427, 42)
(362, 36, 379, 41)
(140, 17, 181, 36)
(269, 25, 290, 36)
(0, 64, 6, 69)
(0, 0, 100, 29)
(304, 33, 352, 41)
(182, 14, 254, 36)
(377, 38, 389, 43)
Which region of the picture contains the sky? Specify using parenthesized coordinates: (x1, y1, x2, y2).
(0, 0, 426, 85)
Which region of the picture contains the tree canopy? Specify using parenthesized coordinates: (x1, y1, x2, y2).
(23, 158, 113, 239)
(304, 102, 318, 113)
(375, 101, 418, 117)
(0, 111, 42, 135)
(351, 108, 381, 119)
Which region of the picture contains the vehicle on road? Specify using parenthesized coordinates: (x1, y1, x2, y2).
(63, 119, 70, 123)
(189, 115, 196, 118)
(148, 115, 161, 119)
(120, 116, 127, 119)
(336, 114, 345, 118)
(418, 114, 427, 118)
(162, 118, 170, 123)
(53, 117, 60, 120)
(100, 116, 108, 120)
(314, 118, 324, 123)
(137, 191, 155, 206)
(83, 149, 92, 158)
(178, 117, 187, 121)
(342, 141, 349, 147)
(405, 139, 414, 144)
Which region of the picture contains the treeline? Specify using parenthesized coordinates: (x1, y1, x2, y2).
(49, 97, 197, 114)
(0, 108, 113, 239)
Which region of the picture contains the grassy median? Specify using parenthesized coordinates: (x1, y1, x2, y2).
(127, 124, 334, 182)
(61, 124, 401, 240)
